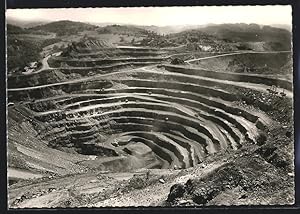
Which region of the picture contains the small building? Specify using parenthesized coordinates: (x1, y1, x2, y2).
(29, 61, 38, 68)
(199, 45, 212, 51)
(22, 66, 34, 74)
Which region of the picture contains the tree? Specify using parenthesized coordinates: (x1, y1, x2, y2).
(131, 38, 135, 44)
(52, 45, 59, 51)
(36, 62, 43, 69)
(171, 58, 185, 65)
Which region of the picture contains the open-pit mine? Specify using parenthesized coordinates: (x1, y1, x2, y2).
(6, 18, 294, 207)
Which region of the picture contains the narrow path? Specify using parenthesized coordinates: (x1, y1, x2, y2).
(39, 55, 51, 71)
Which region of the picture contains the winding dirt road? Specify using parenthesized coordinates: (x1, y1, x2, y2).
(8, 168, 43, 180)
(185, 50, 291, 63)
(33, 51, 62, 73)
(8, 65, 293, 99)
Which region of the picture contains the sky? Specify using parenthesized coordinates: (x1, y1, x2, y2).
(6, 5, 292, 26)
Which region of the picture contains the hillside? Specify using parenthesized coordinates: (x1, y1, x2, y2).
(30, 20, 98, 36)
(7, 24, 62, 71)
(198, 24, 291, 43)
(97, 25, 150, 37)
(7, 24, 26, 34)
(6, 17, 49, 28)
(60, 37, 116, 57)
(7, 24, 47, 34)
(140, 24, 292, 51)
(140, 30, 237, 51)
(183, 24, 292, 51)
(188, 52, 292, 79)
(7, 38, 42, 71)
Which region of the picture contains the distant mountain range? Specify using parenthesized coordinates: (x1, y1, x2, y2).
(136, 24, 217, 35)
(97, 24, 150, 36)
(89, 23, 219, 35)
(183, 23, 291, 43)
(270, 24, 292, 31)
(7, 17, 291, 34)
(6, 17, 49, 28)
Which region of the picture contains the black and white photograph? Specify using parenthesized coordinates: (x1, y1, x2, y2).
(6, 5, 294, 208)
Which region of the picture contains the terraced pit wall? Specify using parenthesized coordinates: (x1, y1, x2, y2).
(50, 57, 168, 68)
(8, 68, 272, 170)
(161, 64, 293, 91)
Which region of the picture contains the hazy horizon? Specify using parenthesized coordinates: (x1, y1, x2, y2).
(6, 6, 292, 27)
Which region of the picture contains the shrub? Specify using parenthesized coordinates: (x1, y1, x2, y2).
(171, 58, 185, 65)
